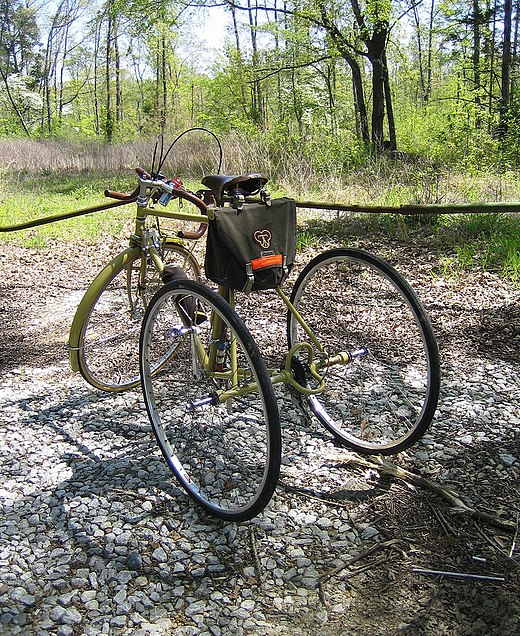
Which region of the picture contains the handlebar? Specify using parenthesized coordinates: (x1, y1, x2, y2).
(105, 168, 208, 214)
(134, 167, 208, 215)
(135, 166, 153, 180)
(104, 167, 208, 240)
(177, 224, 207, 240)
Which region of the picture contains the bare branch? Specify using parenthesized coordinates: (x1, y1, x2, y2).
(247, 54, 333, 82)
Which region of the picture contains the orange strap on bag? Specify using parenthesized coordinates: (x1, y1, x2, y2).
(250, 254, 283, 271)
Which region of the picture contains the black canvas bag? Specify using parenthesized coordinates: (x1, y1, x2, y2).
(204, 197, 297, 292)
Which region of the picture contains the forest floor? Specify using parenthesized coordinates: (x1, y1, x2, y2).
(0, 220, 519, 635)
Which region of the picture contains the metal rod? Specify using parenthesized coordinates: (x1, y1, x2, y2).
(0, 197, 135, 232)
(412, 568, 505, 582)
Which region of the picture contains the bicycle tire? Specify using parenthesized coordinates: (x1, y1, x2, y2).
(287, 248, 440, 455)
(140, 279, 281, 521)
(74, 242, 200, 392)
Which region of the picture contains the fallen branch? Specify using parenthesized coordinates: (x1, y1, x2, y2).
(509, 512, 519, 559)
(330, 453, 516, 534)
(319, 539, 400, 584)
(249, 527, 263, 582)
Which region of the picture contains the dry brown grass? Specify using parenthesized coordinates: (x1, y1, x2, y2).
(0, 134, 271, 177)
(1, 135, 519, 205)
(0, 139, 153, 174)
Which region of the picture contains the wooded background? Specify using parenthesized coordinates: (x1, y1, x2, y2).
(1, 0, 519, 170)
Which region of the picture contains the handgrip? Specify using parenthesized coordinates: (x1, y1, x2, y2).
(104, 186, 139, 201)
(135, 166, 152, 179)
(177, 223, 208, 240)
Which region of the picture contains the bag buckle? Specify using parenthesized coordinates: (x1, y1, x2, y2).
(243, 262, 255, 293)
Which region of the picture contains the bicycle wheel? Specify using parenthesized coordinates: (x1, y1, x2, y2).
(140, 280, 281, 521)
(287, 248, 440, 455)
(76, 242, 200, 392)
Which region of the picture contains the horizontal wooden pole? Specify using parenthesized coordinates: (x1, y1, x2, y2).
(294, 200, 520, 215)
(0, 197, 134, 233)
(2, 197, 520, 234)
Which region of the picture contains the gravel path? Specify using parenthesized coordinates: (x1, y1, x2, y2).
(0, 230, 519, 635)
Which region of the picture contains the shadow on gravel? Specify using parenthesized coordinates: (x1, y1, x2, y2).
(430, 299, 520, 364)
(0, 396, 243, 632)
(464, 302, 520, 362)
(0, 285, 71, 373)
(1, 275, 520, 635)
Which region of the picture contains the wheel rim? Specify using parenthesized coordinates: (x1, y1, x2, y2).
(289, 250, 439, 453)
(141, 283, 280, 519)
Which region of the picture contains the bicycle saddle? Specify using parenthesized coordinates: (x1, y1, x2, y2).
(202, 173, 268, 204)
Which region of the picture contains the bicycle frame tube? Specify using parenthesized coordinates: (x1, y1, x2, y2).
(277, 287, 355, 394)
(137, 206, 208, 229)
(186, 284, 343, 402)
(276, 288, 324, 352)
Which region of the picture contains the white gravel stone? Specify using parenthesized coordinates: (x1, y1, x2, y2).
(1, 257, 519, 636)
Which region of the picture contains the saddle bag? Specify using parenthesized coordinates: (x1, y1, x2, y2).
(204, 197, 297, 292)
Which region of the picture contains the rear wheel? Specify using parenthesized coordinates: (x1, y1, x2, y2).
(288, 248, 440, 455)
(140, 280, 281, 521)
(78, 242, 200, 392)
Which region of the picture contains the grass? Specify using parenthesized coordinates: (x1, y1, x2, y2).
(437, 213, 520, 284)
(296, 212, 520, 285)
(1, 138, 519, 284)
(0, 173, 135, 247)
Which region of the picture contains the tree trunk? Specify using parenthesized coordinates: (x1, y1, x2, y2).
(498, 0, 512, 135)
(58, 23, 70, 123)
(114, 17, 122, 125)
(350, 0, 391, 150)
(161, 35, 167, 130)
(227, 0, 249, 117)
(371, 56, 385, 150)
(383, 52, 396, 151)
(0, 65, 31, 136)
(367, 26, 388, 151)
(512, 0, 519, 94)
(473, 0, 482, 126)
(105, 10, 114, 142)
(43, 30, 53, 133)
(318, 3, 370, 143)
(247, 0, 264, 125)
(94, 17, 101, 136)
(426, 0, 435, 103)
(351, 62, 369, 143)
(487, 0, 498, 127)
(411, 1, 426, 103)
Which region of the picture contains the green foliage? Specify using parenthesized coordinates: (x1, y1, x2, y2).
(296, 226, 322, 251)
(0, 173, 129, 247)
(435, 213, 520, 284)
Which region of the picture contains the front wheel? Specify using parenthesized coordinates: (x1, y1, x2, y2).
(287, 248, 440, 455)
(140, 280, 281, 521)
(74, 242, 200, 392)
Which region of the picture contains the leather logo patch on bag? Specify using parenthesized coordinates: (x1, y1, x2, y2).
(253, 229, 272, 250)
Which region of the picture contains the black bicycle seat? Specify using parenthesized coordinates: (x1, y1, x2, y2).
(202, 173, 268, 204)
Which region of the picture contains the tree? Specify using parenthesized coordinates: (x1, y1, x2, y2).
(228, 0, 396, 149)
(499, 0, 512, 135)
(0, 0, 40, 135)
(41, 0, 85, 134)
